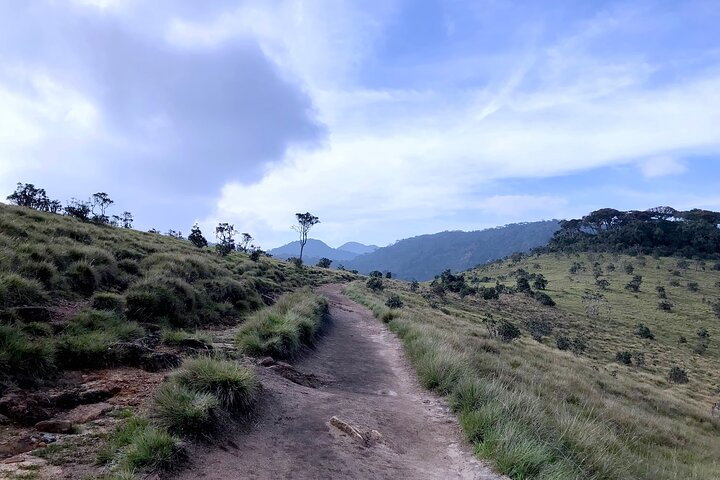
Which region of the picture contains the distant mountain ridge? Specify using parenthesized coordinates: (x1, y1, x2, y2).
(345, 221, 561, 280)
(268, 239, 376, 263)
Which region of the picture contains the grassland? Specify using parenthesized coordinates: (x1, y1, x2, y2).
(0, 203, 352, 384)
(346, 252, 720, 479)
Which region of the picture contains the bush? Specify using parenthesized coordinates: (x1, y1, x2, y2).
(635, 323, 655, 340)
(668, 366, 688, 384)
(498, 321, 521, 342)
(687, 282, 699, 292)
(615, 351, 632, 365)
(658, 300, 673, 311)
(385, 294, 403, 309)
(66, 260, 99, 296)
(556, 335, 571, 351)
(369, 271, 383, 278)
(56, 331, 116, 369)
(624, 275, 642, 293)
(596, 278, 610, 290)
(316, 258, 332, 268)
(366, 277, 384, 291)
(19, 260, 58, 289)
(170, 357, 259, 411)
(533, 291, 556, 306)
(91, 292, 126, 313)
(0, 273, 49, 308)
(153, 382, 219, 435)
(409, 280, 419, 292)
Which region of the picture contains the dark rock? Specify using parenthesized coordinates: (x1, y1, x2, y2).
(0, 392, 53, 426)
(34, 419, 74, 434)
(258, 357, 276, 367)
(0, 436, 39, 458)
(0, 413, 10, 425)
(50, 385, 120, 409)
(41, 433, 57, 443)
(178, 338, 213, 351)
(140, 352, 182, 372)
(107, 342, 153, 366)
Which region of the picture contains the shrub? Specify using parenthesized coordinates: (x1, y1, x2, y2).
(532, 275, 548, 290)
(91, 292, 126, 313)
(556, 335, 571, 351)
(668, 366, 688, 384)
(596, 278, 610, 290)
(615, 351, 632, 365)
(170, 357, 259, 411)
(19, 260, 58, 289)
(624, 263, 634, 274)
(498, 321, 521, 343)
(366, 277, 384, 291)
(687, 282, 699, 292)
(571, 336, 588, 354)
(635, 323, 655, 340)
(480, 287, 499, 300)
(0, 273, 49, 308)
(316, 258, 332, 268)
(385, 272, 392, 279)
(153, 382, 219, 435)
(533, 292, 556, 306)
(656, 286, 667, 298)
(409, 280, 419, 292)
(385, 294, 403, 309)
(658, 300, 673, 311)
(66, 260, 99, 296)
(624, 275, 642, 293)
(669, 279, 681, 287)
(632, 351, 646, 368)
(369, 271, 383, 278)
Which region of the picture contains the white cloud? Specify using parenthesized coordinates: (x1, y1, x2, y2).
(639, 157, 687, 178)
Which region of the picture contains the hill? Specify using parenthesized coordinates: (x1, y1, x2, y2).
(0, 203, 353, 477)
(268, 239, 361, 263)
(337, 241, 379, 255)
(346, 221, 560, 280)
(347, 251, 720, 479)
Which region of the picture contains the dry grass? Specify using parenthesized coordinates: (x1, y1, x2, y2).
(345, 254, 720, 479)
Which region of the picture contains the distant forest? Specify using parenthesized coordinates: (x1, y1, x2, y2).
(544, 207, 720, 258)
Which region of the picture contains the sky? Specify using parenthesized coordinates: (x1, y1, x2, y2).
(1, 0, 719, 249)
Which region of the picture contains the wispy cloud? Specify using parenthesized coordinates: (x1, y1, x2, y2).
(639, 157, 687, 178)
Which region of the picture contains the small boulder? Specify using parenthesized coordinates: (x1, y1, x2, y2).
(178, 338, 213, 351)
(258, 357, 276, 367)
(140, 352, 182, 372)
(34, 419, 74, 434)
(61, 402, 112, 424)
(0, 392, 53, 426)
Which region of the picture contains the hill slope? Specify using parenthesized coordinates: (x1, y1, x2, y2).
(346, 221, 560, 280)
(347, 251, 720, 479)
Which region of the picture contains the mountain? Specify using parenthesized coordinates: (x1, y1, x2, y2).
(338, 241, 379, 255)
(345, 221, 561, 280)
(269, 239, 358, 262)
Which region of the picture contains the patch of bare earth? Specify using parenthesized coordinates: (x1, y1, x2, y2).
(172, 284, 504, 480)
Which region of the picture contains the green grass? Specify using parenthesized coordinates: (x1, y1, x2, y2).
(345, 254, 720, 480)
(153, 382, 219, 435)
(160, 328, 214, 347)
(0, 203, 355, 382)
(97, 415, 181, 477)
(168, 356, 259, 411)
(235, 289, 329, 359)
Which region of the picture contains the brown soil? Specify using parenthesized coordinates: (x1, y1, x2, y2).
(173, 284, 504, 480)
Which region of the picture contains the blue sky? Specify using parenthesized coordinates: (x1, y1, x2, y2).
(1, 0, 719, 248)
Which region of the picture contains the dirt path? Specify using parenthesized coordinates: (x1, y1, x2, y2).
(173, 284, 503, 480)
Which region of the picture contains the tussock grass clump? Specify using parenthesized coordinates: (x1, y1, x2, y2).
(169, 357, 259, 411)
(125, 277, 198, 326)
(65, 260, 99, 296)
(153, 382, 220, 435)
(0, 273, 49, 308)
(0, 324, 55, 377)
(91, 292, 126, 313)
(98, 415, 181, 476)
(235, 289, 328, 359)
(161, 329, 214, 347)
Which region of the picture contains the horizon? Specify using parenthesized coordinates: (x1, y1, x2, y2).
(2, 1, 719, 248)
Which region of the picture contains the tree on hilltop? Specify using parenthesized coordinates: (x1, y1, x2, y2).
(292, 212, 320, 262)
(189, 223, 208, 248)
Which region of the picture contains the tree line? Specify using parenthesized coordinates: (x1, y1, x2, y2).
(6, 182, 134, 228)
(544, 206, 720, 258)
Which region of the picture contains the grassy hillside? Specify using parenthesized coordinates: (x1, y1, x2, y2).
(346, 220, 560, 280)
(0, 202, 350, 386)
(346, 251, 720, 479)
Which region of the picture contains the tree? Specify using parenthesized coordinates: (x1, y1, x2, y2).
(91, 192, 114, 224)
(316, 258, 332, 268)
(532, 274, 548, 290)
(292, 212, 320, 262)
(121, 211, 133, 229)
(215, 223, 237, 256)
(6, 182, 61, 212)
(64, 198, 91, 221)
(189, 224, 208, 248)
(239, 233, 253, 253)
(166, 229, 183, 239)
(385, 272, 392, 279)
